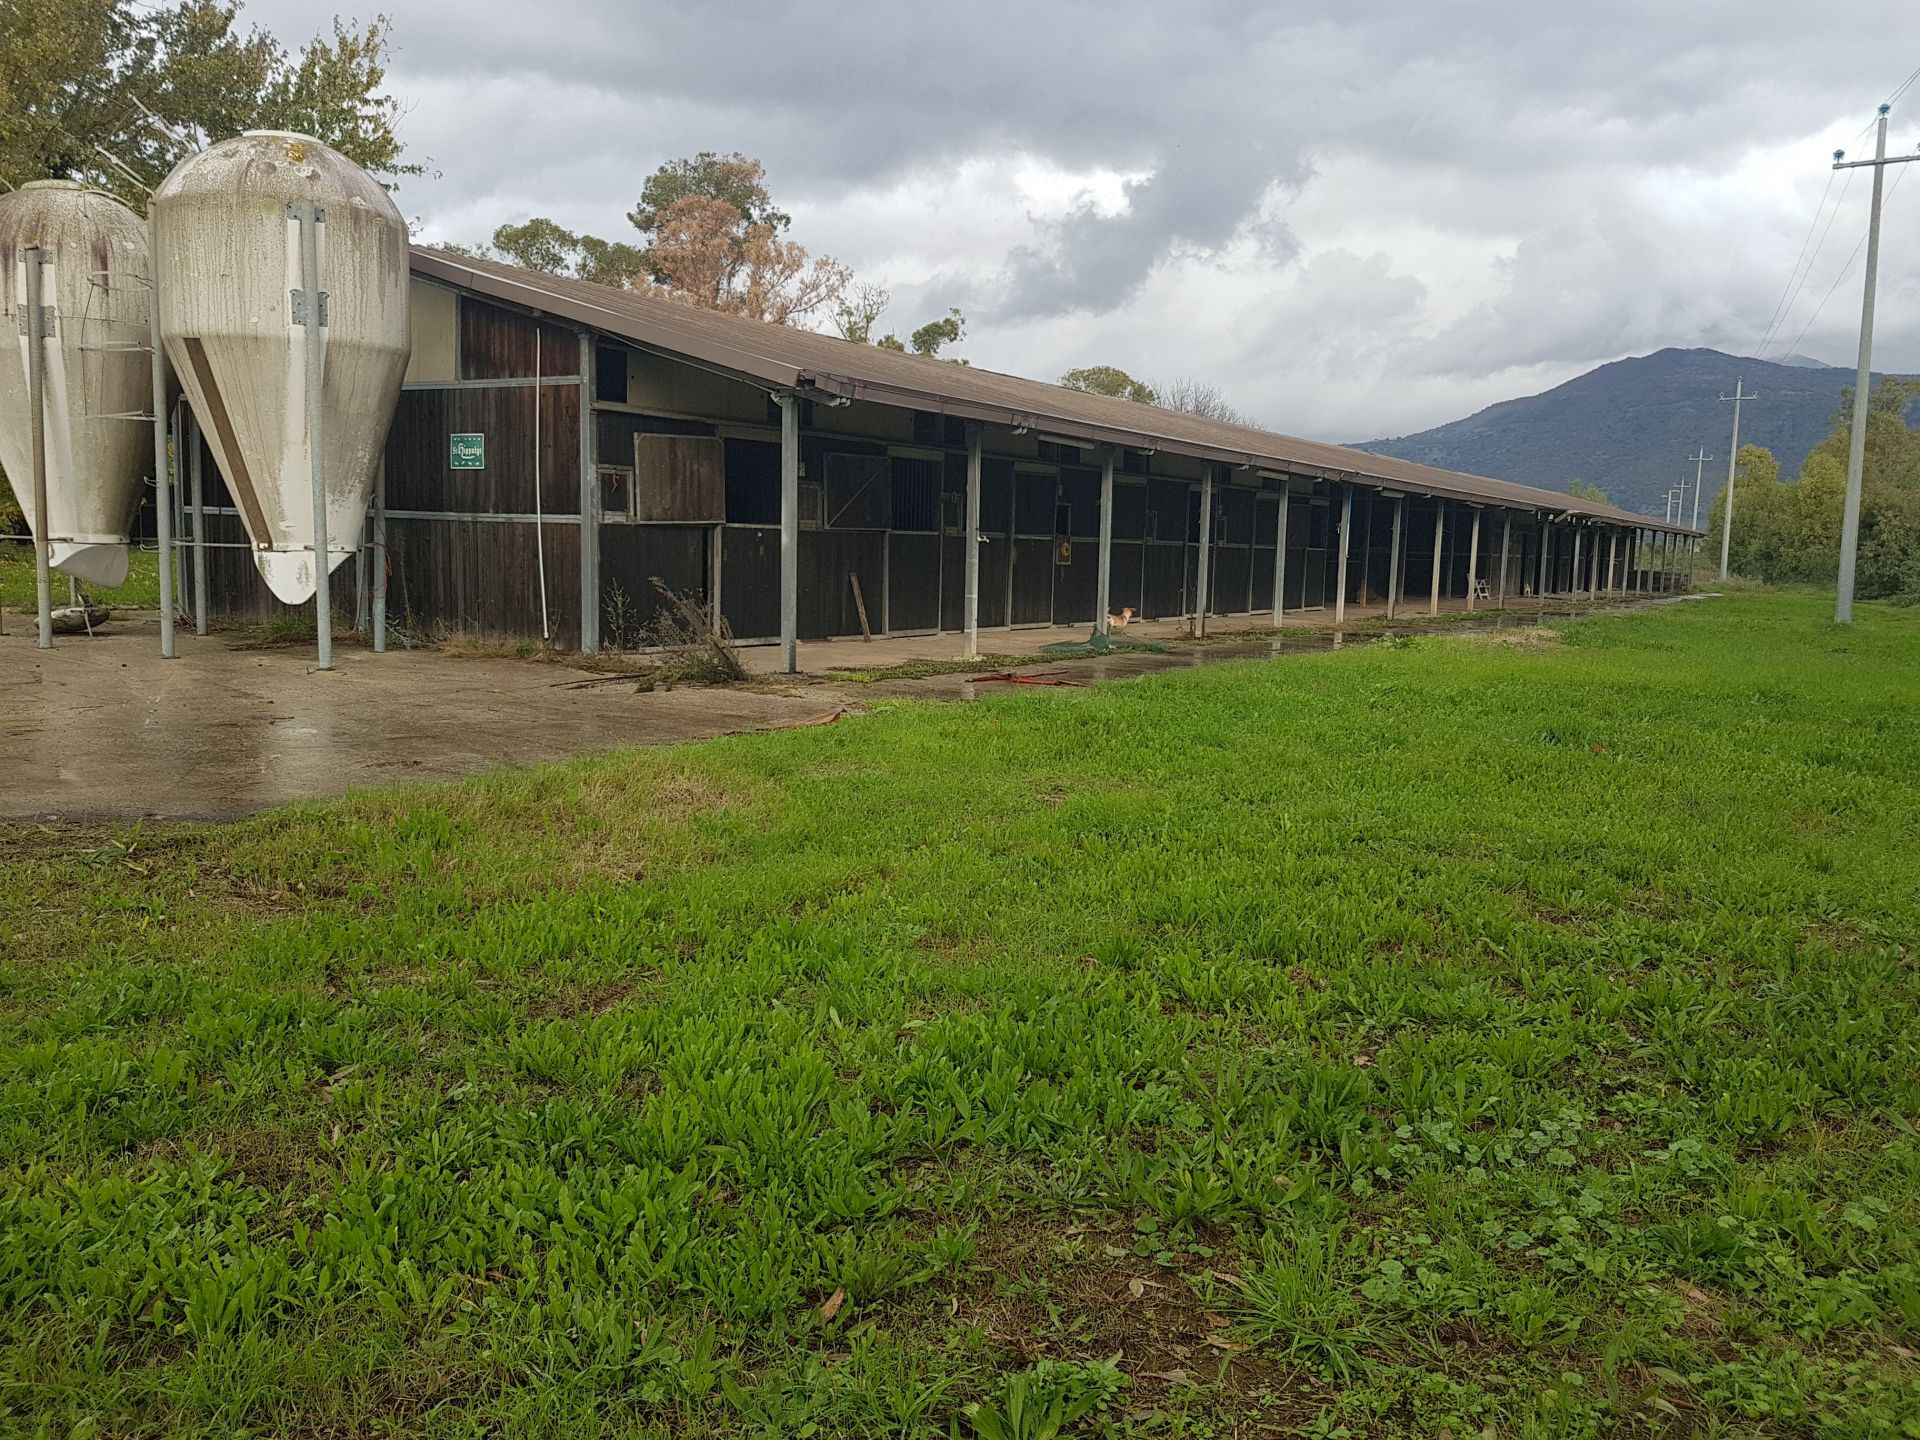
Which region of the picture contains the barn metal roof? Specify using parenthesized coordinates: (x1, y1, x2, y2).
(410, 247, 1700, 535)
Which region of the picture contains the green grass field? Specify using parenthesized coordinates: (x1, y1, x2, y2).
(0, 545, 162, 613)
(4, 592, 1918, 1438)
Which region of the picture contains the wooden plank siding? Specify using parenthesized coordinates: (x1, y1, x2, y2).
(459, 299, 579, 380)
(386, 385, 581, 515)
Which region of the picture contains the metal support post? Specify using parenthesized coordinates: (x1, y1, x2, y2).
(188, 410, 208, 634)
(170, 400, 188, 623)
(1606, 531, 1618, 596)
(1385, 494, 1404, 619)
(1428, 501, 1445, 616)
(779, 392, 800, 673)
(1571, 528, 1584, 600)
(1537, 522, 1550, 598)
(1333, 486, 1352, 626)
(1095, 447, 1114, 636)
(148, 219, 174, 658)
(1466, 507, 1482, 612)
(293, 203, 331, 670)
(1272, 480, 1290, 626)
(1193, 464, 1214, 636)
(25, 248, 53, 649)
(578, 331, 600, 652)
(372, 456, 388, 652)
(963, 422, 982, 658)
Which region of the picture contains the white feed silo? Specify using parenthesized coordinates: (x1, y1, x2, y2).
(0, 180, 154, 588)
(153, 131, 409, 605)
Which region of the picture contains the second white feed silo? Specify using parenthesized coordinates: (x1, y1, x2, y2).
(153, 131, 409, 604)
(0, 180, 154, 588)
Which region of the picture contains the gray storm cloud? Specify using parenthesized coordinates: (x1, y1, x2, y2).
(240, 0, 1920, 437)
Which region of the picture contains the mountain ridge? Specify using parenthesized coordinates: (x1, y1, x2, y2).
(1350, 348, 1909, 518)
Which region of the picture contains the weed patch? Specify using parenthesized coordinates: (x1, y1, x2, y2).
(3, 591, 1919, 1437)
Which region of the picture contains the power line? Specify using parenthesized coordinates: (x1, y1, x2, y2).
(1762, 169, 1855, 359)
(1884, 62, 1920, 109)
(1780, 161, 1911, 363)
(1755, 168, 1839, 356)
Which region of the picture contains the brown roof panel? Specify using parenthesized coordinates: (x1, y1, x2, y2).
(409, 246, 1700, 535)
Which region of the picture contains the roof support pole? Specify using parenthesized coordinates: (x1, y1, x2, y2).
(1385, 495, 1404, 620)
(1095, 447, 1114, 637)
(1193, 464, 1214, 637)
(1334, 486, 1352, 627)
(1428, 501, 1445, 616)
(1467, 507, 1482, 613)
(1272, 479, 1290, 628)
(1606, 531, 1618, 599)
(578, 331, 599, 653)
(1589, 530, 1601, 598)
(1571, 528, 1584, 600)
(24, 247, 52, 650)
(372, 455, 387, 653)
(779, 391, 800, 673)
(1537, 521, 1550, 599)
(963, 421, 982, 659)
(1498, 515, 1512, 607)
(148, 216, 174, 660)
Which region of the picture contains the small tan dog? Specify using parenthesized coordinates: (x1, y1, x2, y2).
(1107, 606, 1137, 630)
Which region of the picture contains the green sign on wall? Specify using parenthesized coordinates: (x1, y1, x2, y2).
(449, 433, 485, 469)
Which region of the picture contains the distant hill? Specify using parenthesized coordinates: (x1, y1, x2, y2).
(1352, 348, 1910, 518)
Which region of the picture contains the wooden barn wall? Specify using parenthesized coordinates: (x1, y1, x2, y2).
(386, 385, 581, 515)
(385, 518, 581, 649)
(459, 298, 580, 380)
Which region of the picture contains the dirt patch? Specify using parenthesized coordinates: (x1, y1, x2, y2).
(959, 1216, 1327, 1426)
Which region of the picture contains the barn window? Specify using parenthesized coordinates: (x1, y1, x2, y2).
(595, 344, 629, 404)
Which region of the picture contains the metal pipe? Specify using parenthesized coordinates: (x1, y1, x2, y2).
(1194, 464, 1213, 636)
(1428, 501, 1445, 616)
(1386, 494, 1404, 619)
(1272, 479, 1289, 627)
(148, 214, 174, 660)
(532, 328, 549, 642)
(1537, 521, 1550, 599)
(1571, 528, 1583, 600)
(577, 330, 599, 652)
(1466, 507, 1482, 612)
(25, 247, 52, 649)
(296, 202, 331, 671)
(779, 391, 800, 673)
(1333, 486, 1352, 627)
(1095, 447, 1114, 636)
(188, 410, 207, 634)
(1607, 531, 1618, 596)
(372, 455, 387, 652)
(963, 422, 982, 658)
(170, 399, 188, 624)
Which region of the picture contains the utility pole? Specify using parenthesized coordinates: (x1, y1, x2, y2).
(1831, 105, 1920, 622)
(1686, 449, 1711, 530)
(1718, 379, 1756, 581)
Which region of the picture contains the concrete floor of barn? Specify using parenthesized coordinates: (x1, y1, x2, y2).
(1, 592, 1668, 821)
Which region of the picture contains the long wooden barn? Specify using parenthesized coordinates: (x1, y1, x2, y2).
(187, 248, 1703, 664)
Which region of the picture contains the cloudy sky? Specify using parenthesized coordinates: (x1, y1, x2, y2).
(252, 1, 1920, 440)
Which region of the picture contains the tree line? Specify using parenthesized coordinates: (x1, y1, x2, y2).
(1710, 378, 1920, 602)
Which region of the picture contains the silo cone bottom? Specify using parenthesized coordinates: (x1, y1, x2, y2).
(252, 546, 358, 606)
(52, 541, 132, 589)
